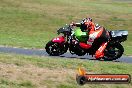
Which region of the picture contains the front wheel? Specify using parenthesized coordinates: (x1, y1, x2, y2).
(103, 43, 124, 61)
(45, 41, 62, 56)
(45, 41, 68, 56)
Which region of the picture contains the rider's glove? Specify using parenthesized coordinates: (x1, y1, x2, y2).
(70, 22, 76, 26)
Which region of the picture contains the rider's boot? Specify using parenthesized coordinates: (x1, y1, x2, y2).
(95, 42, 108, 59)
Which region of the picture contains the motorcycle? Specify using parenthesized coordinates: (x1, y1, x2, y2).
(45, 24, 128, 61)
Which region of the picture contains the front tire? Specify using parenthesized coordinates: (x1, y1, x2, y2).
(103, 43, 124, 61)
(45, 41, 62, 56)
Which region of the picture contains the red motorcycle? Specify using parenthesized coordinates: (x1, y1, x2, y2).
(45, 24, 128, 61)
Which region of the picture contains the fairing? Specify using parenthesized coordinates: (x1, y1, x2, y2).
(74, 28, 88, 42)
(52, 36, 65, 43)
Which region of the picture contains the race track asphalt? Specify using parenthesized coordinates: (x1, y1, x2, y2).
(0, 46, 132, 63)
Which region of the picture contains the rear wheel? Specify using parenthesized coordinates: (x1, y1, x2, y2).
(103, 43, 124, 61)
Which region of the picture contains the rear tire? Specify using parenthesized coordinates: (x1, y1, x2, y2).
(103, 43, 124, 61)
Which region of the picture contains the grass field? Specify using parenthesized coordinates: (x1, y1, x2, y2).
(0, 0, 132, 55)
(0, 0, 132, 88)
(0, 53, 132, 88)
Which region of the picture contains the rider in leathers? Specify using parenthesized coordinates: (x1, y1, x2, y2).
(71, 18, 110, 59)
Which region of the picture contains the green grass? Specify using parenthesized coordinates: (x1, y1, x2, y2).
(0, 53, 132, 88)
(0, 79, 35, 88)
(0, 0, 132, 55)
(0, 1, 132, 88)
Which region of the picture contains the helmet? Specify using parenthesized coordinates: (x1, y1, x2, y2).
(81, 17, 92, 24)
(80, 17, 93, 31)
(85, 17, 92, 22)
(84, 18, 93, 30)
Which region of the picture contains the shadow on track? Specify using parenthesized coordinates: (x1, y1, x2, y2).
(58, 54, 121, 63)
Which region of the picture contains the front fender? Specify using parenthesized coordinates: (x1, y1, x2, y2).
(52, 36, 65, 43)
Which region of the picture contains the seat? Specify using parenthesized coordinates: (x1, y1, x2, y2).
(110, 30, 128, 37)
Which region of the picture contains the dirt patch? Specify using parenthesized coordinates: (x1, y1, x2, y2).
(0, 62, 77, 88)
